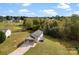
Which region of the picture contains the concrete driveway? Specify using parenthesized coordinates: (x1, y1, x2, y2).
(9, 40, 35, 55)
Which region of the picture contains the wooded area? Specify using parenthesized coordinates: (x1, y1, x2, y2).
(22, 14, 79, 41)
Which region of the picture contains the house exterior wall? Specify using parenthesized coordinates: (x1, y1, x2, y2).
(5, 29, 11, 38)
(36, 33, 43, 42)
(27, 30, 44, 43)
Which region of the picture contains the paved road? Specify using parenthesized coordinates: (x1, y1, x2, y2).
(9, 41, 35, 55)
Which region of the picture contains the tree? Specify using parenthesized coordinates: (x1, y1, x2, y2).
(63, 14, 79, 40)
(0, 16, 4, 22)
(0, 31, 6, 43)
(55, 15, 60, 20)
(33, 18, 40, 25)
(6, 16, 12, 20)
(71, 14, 79, 23)
(23, 18, 33, 30)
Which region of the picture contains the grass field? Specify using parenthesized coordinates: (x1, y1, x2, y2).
(0, 21, 30, 55)
(25, 36, 79, 55)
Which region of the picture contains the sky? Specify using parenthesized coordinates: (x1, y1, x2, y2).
(0, 3, 79, 17)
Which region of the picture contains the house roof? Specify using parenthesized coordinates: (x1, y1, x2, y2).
(30, 30, 43, 39)
(27, 36, 34, 40)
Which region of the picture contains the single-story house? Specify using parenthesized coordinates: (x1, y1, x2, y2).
(0, 29, 11, 38)
(26, 30, 44, 43)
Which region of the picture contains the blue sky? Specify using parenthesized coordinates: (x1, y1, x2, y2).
(0, 3, 79, 16)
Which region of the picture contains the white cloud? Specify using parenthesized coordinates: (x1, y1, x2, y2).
(22, 3, 31, 7)
(8, 10, 14, 13)
(25, 12, 35, 16)
(73, 11, 79, 15)
(57, 3, 71, 11)
(18, 9, 35, 16)
(64, 11, 79, 16)
(19, 12, 35, 16)
(65, 12, 72, 16)
(66, 11, 79, 16)
(41, 9, 58, 16)
(19, 9, 29, 13)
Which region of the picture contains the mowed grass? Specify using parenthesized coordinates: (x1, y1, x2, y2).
(0, 21, 30, 55)
(0, 22, 22, 31)
(25, 36, 78, 55)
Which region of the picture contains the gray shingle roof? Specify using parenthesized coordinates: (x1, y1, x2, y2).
(27, 36, 34, 40)
(30, 30, 43, 39)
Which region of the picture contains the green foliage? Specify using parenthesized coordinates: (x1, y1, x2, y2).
(33, 19, 40, 25)
(32, 25, 40, 31)
(23, 18, 61, 38)
(22, 14, 79, 41)
(63, 14, 79, 40)
(55, 15, 60, 20)
(46, 21, 62, 38)
(0, 31, 6, 43)
(0, 16, 4, 22)
(6, 16, 12, 20)
(23, 18, 33, 30)
(71, 14, 79, 23)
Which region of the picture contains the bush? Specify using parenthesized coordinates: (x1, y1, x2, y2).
(63, 15, 79, 40)
(0, 31, 6, 43)
(23, 18, 33, 30)
(22, 15, 79, 41)
(32, 25, 40, 31)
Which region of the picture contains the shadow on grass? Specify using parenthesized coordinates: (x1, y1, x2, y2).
(17, 39, 28, 48)
(12, 28, 33, 33)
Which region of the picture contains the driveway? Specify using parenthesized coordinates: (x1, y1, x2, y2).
(9, 40, 35, 55)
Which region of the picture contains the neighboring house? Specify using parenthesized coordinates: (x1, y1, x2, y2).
(0, 29, 11, 38)
(26, 30, 44, 43)
(10, 18, 22, 23)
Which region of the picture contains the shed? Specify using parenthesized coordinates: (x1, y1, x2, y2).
(27, 30, 44, 43)
(0, 29, 11, 38)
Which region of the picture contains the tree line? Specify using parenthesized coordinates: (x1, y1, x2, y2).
(23, 14, 79, 41)
(0, 15, 66, 22)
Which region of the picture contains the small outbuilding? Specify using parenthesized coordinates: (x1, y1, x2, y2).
(0, 29, 11, 38)
(27, 30, 44, 43)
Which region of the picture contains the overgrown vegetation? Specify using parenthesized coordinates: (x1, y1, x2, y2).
(22, 14, 79, 41)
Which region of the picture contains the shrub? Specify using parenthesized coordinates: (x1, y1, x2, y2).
(0, 31, 6, 43)
(23, 18, 33, 30)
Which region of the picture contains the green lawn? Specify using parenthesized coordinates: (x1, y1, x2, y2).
(0, 21, 22, 32)
(25, 36, 79, 55)
(0, 21, 30, 55)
